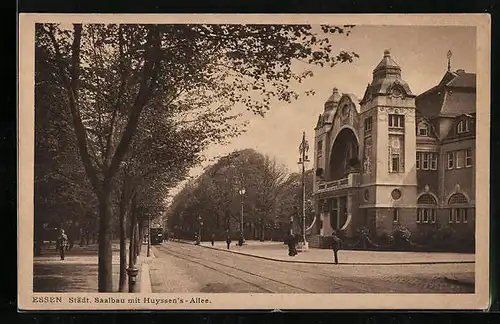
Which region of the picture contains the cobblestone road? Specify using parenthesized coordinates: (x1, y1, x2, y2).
(149, 242, 475, 294)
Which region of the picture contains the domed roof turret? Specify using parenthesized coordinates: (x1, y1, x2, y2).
(373, 49, 401, 79)
(324, 87, 341, 111)
(361, 50, 414, 104)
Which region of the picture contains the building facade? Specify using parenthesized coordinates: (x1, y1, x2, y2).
(310, 50, 475, 247)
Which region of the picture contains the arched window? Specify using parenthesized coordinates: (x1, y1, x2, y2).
(417, 193, 437, 224)
(418, 194, 437, 205)
(448, 193, 469, 224)
(448, 193, 468, 204)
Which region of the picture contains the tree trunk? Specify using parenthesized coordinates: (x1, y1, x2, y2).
(137, 220, 144, 256)
(118, 205, 127, 292)
(97, 188, 113, 292)
(129, 194, 138, 267)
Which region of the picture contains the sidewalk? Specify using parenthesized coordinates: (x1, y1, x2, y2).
(195, 240, 475, 265)
(33, 242, 153, 292)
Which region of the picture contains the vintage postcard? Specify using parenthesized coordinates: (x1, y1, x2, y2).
(18, 13, 491, 310)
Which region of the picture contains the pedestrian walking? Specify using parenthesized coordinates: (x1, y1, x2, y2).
(58, 229, 68, 260)
(286, 233, 297, 256)
(331, 230, 342, 264)
(211, 233, 215, 246)
(226, 234, 231, 249)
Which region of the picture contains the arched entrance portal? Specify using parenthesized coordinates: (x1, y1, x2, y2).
(328, 127, 360, 181)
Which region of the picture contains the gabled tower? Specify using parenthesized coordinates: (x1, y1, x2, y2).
(358, 50, 418, 235)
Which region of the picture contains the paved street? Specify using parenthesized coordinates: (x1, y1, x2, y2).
(149, 242, 475, 294)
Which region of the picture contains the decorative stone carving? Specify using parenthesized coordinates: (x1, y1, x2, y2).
(363, 155, 372, 174)
(424, 184, 430, 192)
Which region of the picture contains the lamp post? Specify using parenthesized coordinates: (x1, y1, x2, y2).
(297, 131, 310, 249)
(238, 188, 246, 245)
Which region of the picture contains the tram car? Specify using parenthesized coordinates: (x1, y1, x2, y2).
(150, 227, 164, 245)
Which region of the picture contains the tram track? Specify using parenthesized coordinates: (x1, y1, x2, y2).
(160, 245, 387, 293)
(165, 242, 470, 293)
(155, 243, 314, 293)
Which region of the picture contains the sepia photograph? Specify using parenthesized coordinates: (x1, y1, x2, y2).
(18, 14, 490, 310)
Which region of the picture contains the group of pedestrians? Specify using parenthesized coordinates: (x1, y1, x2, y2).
(286, 230, 342, 264)
(201, 229, 344, 265)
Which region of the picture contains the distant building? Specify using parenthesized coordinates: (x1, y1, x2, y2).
(310, 49, 475, 247)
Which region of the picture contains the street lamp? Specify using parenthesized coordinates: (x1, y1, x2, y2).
(238, 188, 246, 245)
(297, 131, 310, 250)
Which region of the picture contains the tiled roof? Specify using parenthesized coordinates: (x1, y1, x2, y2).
(416, 70, 476, 118)
(446, 72, 476, 88)
(416, 89, 446, 118)
(440, 91, 476, 116)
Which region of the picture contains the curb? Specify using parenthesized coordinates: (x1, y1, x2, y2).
(140, 262, 152, 293)
(178, 241, 475, 266)
(443, 276, 475, 288)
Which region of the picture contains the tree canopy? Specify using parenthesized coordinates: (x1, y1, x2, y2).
(35, 22, 357, 291)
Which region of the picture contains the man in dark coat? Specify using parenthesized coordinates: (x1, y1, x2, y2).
(287, 233, 297, 256)
(226, 234, 231, 249)
(58, 229, 68, 260)
(331, 230, 342, 264)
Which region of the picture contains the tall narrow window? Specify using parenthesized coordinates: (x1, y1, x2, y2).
(447, 152, 454, 169)
(364, 117, 372, 134)
(430, 153, 438, 170)
(456, 151, 464, 169)
(389, 135, 404, 173)
(431, 210, 437, 223)
(391, 154, 400, 173)
(416, 152, 421, 170)
(393, 209, 399, 223)
(423, 209, 429, 223)
(449, 209, 454, 223)
(331, 198, 339, 229)
(422, 152, 429, 170)
(465, 149, 472, 167)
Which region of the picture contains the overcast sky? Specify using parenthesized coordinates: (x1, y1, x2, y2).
(172, 25, 476, 197)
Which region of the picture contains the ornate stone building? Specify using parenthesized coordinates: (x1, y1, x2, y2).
(310, 50, 475, 247)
